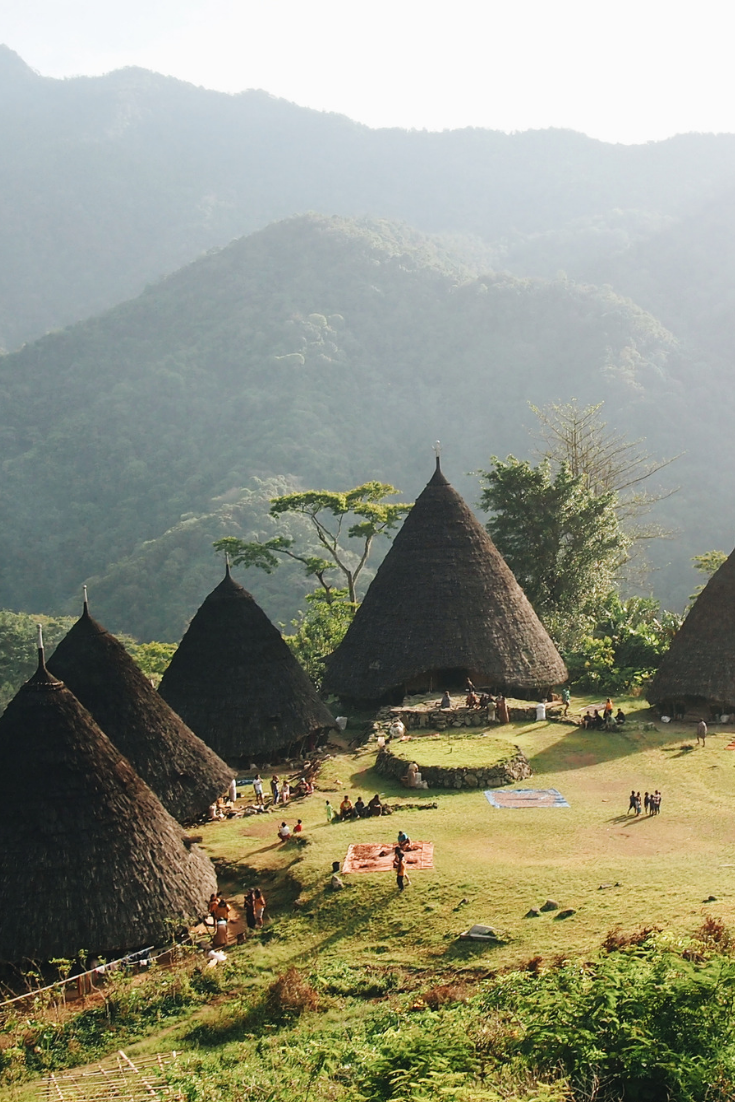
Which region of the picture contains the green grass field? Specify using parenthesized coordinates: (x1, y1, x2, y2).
(5, 696, 735, 1100)
(204, 696, 735, 970)
(386, 732, 520, 768)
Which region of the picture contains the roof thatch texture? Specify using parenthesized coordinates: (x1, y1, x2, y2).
(323, 460, 567, 702)
(649, 547, 735, 705)
(0, 650, 217, 962)
(47, 605, 233, 823)
(158, 567, 336, 761)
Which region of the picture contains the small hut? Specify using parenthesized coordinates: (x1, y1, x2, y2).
(158, 566, 336, 762)
(649, 547, 735, 715)
(47, 595, 234, 823)
(323, 458, 567, 704)
(0, 630, 217, 962)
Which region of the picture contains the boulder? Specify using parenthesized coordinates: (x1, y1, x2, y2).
(540, 899, 560, 912)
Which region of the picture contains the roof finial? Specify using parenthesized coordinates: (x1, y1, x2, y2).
(36, 622, 45, 669)
(225, 551, 231, 579)
(433, 440, 442, 471)
(82, 583, 89, 614)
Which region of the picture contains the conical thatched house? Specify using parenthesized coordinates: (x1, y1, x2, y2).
(649, 547, 735, 712)
(158, 566, 336, 761)
(47, 598, 234, 823)
(0, 632, 217, 962)
(323, 459, 567, 704)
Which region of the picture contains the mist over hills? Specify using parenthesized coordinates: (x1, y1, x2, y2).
(0, 214, 706, 640)
(2, 48, 735, 639)
(4, 44, 735, 363)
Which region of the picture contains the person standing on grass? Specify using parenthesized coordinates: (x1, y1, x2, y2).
(393, 846, 409, 892)
(653, 790, 662, 814)
(253, 888, 266, 927)
(697, 720, 708, 746)
(244, 889, 256, 932)
(561, 687, 571, 716)
(270, 774, 280, 804)
(628, 790, 637, 814)
(635, 792, 642, 816)
(644, 792, 650, 814)
(326, 799, 337, 823)
(253, 774, 265, 807)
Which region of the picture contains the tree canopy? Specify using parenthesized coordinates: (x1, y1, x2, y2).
(478, 456, 629, 645)
(214, 483, 412, 604)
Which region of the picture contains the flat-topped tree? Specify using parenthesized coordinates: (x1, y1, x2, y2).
(0, 627, 216, 962)
(47, 589, 233, 823)
(323, 457, 568, 704)
(649, 546, 735, 711)
(158, 565, 336, 762)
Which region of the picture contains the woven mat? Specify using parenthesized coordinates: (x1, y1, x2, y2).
(484, 787, 570, 809)
(342, 841, 434, 874)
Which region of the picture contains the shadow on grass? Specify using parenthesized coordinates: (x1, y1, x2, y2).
(441, 937, 507, 963)
(605, 813, 659, 825)
(526, 725, 661, 775)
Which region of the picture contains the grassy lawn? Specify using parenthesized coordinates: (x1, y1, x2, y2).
(5, 695, 735, 1099)
(200, 695, 735, 973)
(386, 732, 520, 768)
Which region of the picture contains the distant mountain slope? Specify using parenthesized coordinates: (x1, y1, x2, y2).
(4, 45, 735, 348)
(0, 214, 700, 638)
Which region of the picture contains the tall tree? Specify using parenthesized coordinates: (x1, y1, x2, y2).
(477, 456, 629, 645)
(214, 483, 412, 605)
(530, 399, 677, 536)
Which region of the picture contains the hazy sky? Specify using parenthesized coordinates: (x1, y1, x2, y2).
(3, 0, 734, 143)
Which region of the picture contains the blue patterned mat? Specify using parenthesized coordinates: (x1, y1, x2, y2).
(484, 787, 569, 808)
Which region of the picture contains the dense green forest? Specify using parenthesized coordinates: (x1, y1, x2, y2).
(0, 213, 702, 639)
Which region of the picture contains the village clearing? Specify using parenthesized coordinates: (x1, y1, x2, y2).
(207, 696, 735, 970)
(4, 695, 735, 1100)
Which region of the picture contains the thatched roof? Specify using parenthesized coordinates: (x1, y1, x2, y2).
(0, 641, 217, 962)
(649, 547, 735, 706)
(323, 459, 567, 702)
(47, 602, 233, 823)
(158, 566, 336, 761)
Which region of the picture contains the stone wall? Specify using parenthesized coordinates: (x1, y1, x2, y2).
(388, 704, 557, 729)
(375, 745, 532, 790)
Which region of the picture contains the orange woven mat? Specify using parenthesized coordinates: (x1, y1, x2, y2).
(342, 841, 434, 874)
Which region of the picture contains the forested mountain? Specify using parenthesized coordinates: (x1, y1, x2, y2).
(0, 214, 708, 640)
(4, 44, 735, 352)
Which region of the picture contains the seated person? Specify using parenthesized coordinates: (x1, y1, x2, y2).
(615, 708, 626, 726)
(397, 830, 411, 850)
(354, 796, 366, 817)
(278, 821, 291, 841)
(466, 691, 480, 708)
(389, 720, 406, 739)
(368, 793, 383, 816)
(339, 795, 354, 820)
(440, 690, 452, 709)
(581, 711, 593, 729)
(294, 819, 303, 833)
(593, 709, 604, 729)
(478, 693, 490, 708)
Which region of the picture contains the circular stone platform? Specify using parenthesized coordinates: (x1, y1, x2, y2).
(375, 739, 532, 790)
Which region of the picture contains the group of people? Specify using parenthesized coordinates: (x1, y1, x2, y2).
(277, 819, 304, 841)
(207, 888, 267, 939)
(249, 772, 314, 809)
(439, 684, 511, 724)
(627, 789, 663, 816)
(327, 793, 385, 821)
(243, 887, 266, 930)
(583, 698, 625, 730)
